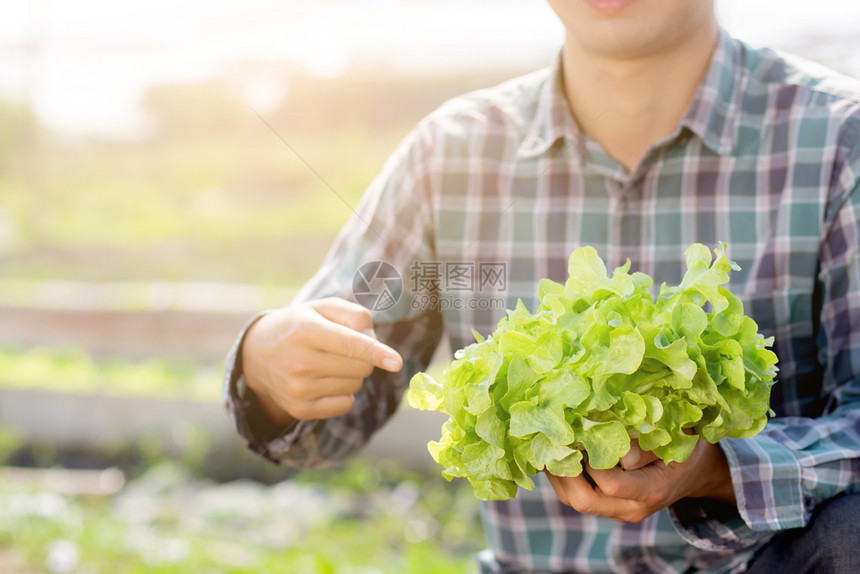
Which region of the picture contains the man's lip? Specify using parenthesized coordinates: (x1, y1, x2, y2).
(583, 0, 639, 12)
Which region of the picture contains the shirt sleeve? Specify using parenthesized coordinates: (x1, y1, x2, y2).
(222, 119, 444, 468)
(669, 133, 860, 552)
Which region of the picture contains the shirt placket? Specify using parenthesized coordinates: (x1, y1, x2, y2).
(583, 137, 657, 271)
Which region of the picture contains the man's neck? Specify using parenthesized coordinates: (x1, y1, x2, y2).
(561, 22, 719, 173)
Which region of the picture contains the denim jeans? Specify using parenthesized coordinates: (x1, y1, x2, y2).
(477, 494, 860, 574)
(745, 493, 860, 574)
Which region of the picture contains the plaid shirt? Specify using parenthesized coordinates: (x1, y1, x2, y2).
(224, 28, 860, 573)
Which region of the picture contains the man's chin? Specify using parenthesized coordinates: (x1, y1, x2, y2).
(548, 0, 716, 61)
(569, 27, 671, 61)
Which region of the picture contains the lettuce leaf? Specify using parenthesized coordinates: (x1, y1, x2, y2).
(407, 243, 778, 500)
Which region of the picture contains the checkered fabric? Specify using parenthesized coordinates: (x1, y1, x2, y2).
(224, 28, 860, 573)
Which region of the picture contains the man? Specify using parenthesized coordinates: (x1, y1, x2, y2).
(224, 0, 860, 571)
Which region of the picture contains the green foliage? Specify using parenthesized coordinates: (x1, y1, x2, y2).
(0, 68, 519, 284)
(0, 347, 220, 399)
(0, 459, 484, 573)
(409, 244, 778, 500)
(0, 425, 23, 465)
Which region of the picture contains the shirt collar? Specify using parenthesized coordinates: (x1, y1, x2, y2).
(517, 27, 743, 161)
(678, 27, 743, 156)
(516, 51, 584, 160)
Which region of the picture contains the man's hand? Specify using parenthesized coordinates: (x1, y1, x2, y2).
(545, 438, 736, 523)
(241, 297, 403, 425)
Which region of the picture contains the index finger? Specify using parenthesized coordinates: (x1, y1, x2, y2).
(619, 439, 660, 470)
(545, 471, 640, 519)
(586, 462, 663, 503)
(307, 317, 403, 372)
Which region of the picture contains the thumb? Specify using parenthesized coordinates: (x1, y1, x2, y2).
(311, 297, 375, 334)
(619, 439, 660, 471)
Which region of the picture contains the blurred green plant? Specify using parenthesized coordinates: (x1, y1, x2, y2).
(0, 83, 411, 286)
(0, 346, 220, 399)
(0, 67, 513, 285)
(0, 425, 24, 465)
(0, 458, 485, 573)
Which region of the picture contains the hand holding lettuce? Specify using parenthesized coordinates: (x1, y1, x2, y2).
(408, 244, 778, 501)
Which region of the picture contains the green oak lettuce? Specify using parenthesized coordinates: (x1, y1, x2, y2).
(407, 243, 778, 501)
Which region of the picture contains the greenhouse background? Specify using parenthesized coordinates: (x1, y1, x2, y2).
(1, 0, 859, 571)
